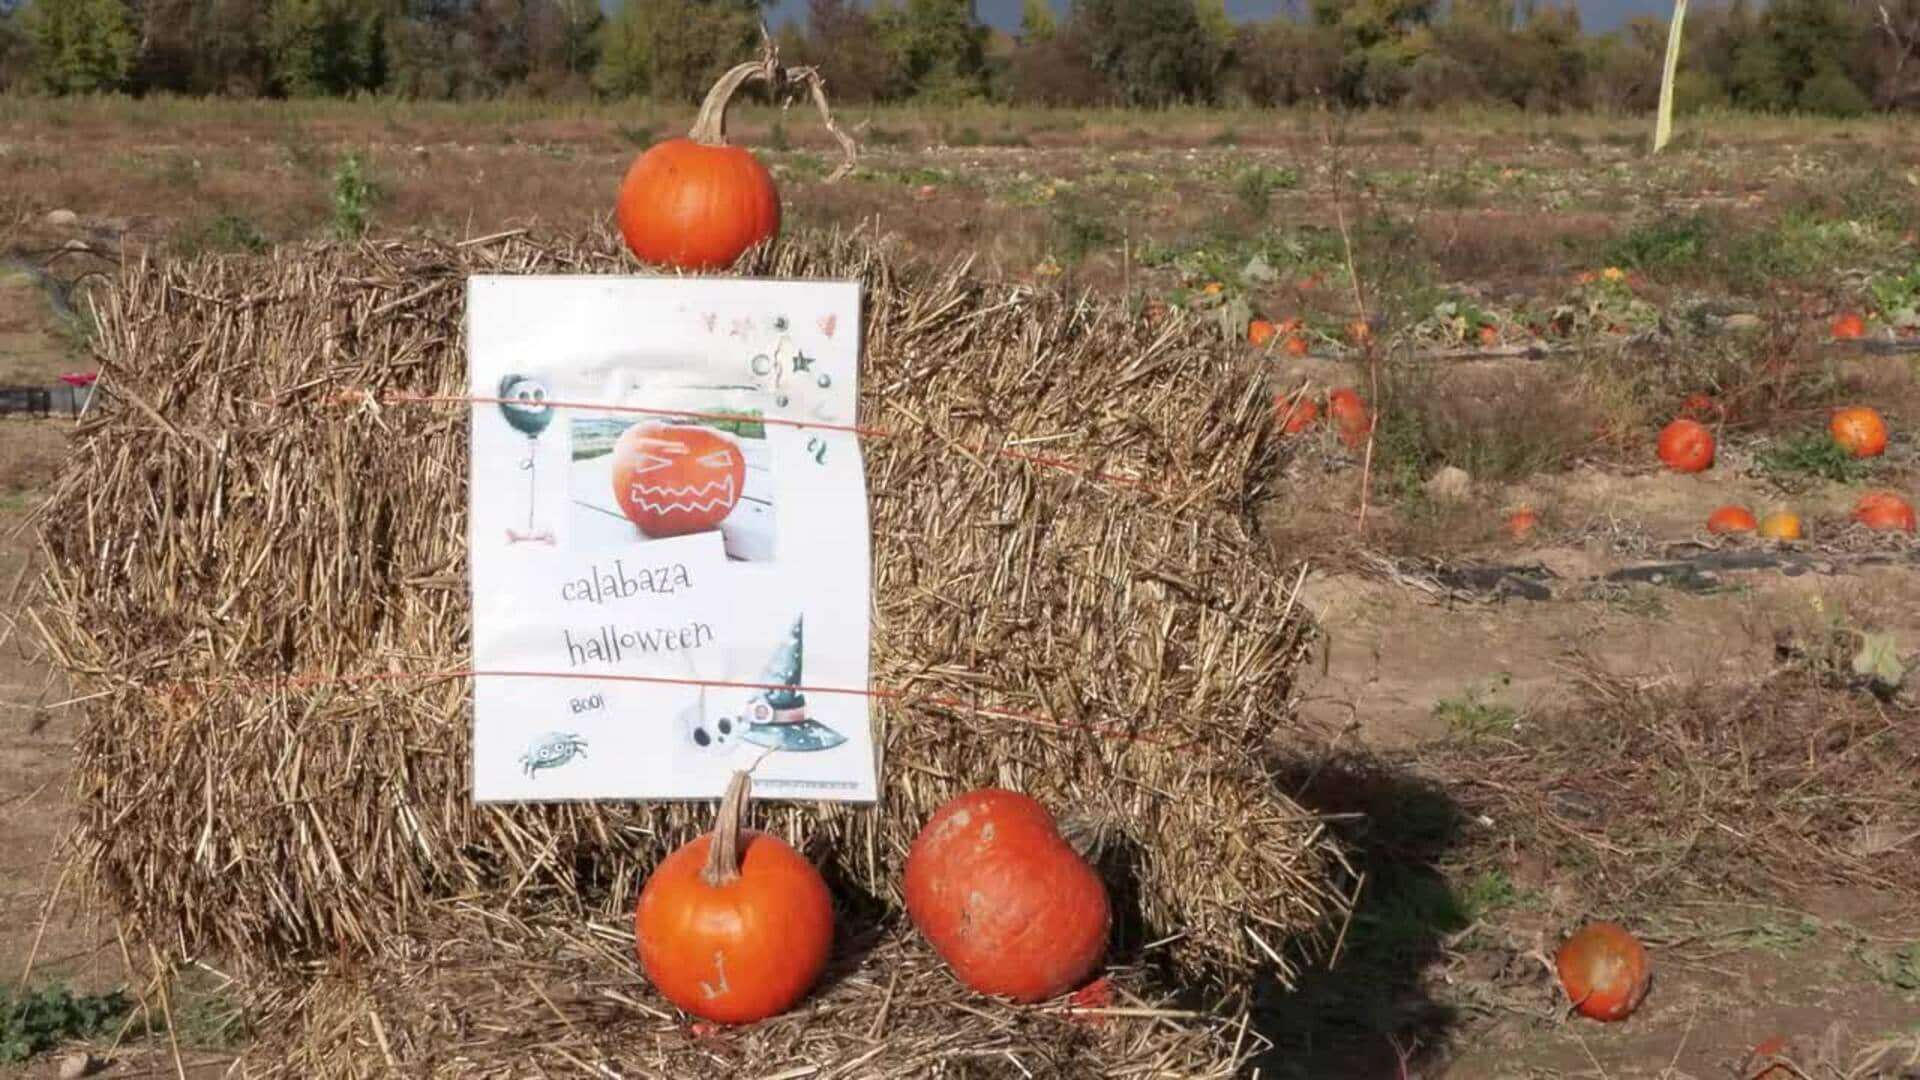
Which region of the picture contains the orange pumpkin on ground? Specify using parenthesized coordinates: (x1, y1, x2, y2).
(611, 422, 747, 538)
(1249, 320, 1278, 347)
(1506, 508, 1538, 540)
(905, 789, 1111, 1004)
(1327, 387, 1371, 448)
(1759, 511, 1803, 540)
(1829, 406, 1889, 458)
(1283, 334, 1310, 357)
(616, 61, 781, 269)
(1705, 505, 1759, 534)
(1276, 393, 1321, 434)
(1556, 922, 1651, 1022)
(1831, 312, 1867, 340)
(1852, 491, 1917, 533)
(1477, 324, 1500, 347)
(1656, 419, 1715, 473)
(1348, 320, 1373, 346)
(635, 771, 834, 1024)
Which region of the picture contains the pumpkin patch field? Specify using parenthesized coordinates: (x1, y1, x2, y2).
(2, 101, 1920, 1079)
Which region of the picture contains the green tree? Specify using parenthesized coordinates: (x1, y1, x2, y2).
(1798, 59, 1870, 114)
(592, 0, 650, 96)
(874, 0, 985, 100)
(1019, 0, 1054, 44)
(594, 0, 760, 102)
(267, 0, 386, 95)
(1728, 32, 1791, 108)
(25, 0, 139, 93)
(1075, 0, 1219, 104)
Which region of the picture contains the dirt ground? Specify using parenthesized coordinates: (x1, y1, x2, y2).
(2, 104, 1918, 1076)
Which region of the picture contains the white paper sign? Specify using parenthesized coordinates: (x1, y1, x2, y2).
(466, 276, 874, 803)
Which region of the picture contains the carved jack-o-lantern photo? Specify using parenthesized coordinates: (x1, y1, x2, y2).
(609, 422, 747, 538)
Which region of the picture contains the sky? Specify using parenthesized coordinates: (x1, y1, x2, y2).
(765, 0, 1679, 35)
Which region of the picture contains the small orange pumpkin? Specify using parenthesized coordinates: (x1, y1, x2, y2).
(1327, 387, 1371, 449)
(905, 789, 1110, 1004)
(1556, 922, 1651, 1022)
(1506, 508, 1538, 540)
(1477, 323, 1500, 347)
(1249, 319, 1278, 347)
(1275, 393, 1321, 434)
(1759, 510, 1803, 540)
(1829, 406, 1888, 458)
(1283, 334, 1310, 357)
(1831, 312, 1867, 340)
(1347, 320, 1373, 346)
(616, 62, 782, 269)
(1656, 419, 1714, 473)
(1852, 491, 1916, 533)
(1705, 505, 1758, 534)
(610, 422, 747, 538)
(635, 771, 834, 1024)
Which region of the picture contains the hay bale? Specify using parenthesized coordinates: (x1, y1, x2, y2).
(36, 228, 1345, 995)
(242, 913, 1270, 1077)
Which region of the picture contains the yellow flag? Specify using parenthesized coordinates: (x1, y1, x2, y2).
(1654, 0, 1688, 153)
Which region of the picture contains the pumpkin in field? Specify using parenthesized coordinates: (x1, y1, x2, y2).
(635, 771, 834, 1024)
(1283, 333, 1310, 357)
(1852, 491, 1917, 533)
(905, 789, 1111, 1003)
(1477, 323, 1500, 347)
(1347, 320, 1373, 346)
(1556, 922, 1651, 1022)
(1328, 387, 1371, 448)
(611, 422, 747, 538)
(1506, 507, 1539, 540)
(1831, 312, 1867, 340)
(615, 42, 855, 270)
(1275, 392, 1320, 434)
(1759, 510, 1803, 540)
(1705, 505, 1759, 534)
(1656, 419, 1714, 473)
(1829, 406, 1888, 458)
(1249, 319, 1278, 347)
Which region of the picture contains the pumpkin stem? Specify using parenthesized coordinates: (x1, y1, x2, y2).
(685, 24, 859, 183)
(701, 770, 754, 887)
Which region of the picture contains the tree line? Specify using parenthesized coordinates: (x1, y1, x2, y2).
(1, 0, 1916, 114)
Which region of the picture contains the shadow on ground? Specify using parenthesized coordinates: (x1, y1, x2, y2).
(1251, 750, 1475, 1078)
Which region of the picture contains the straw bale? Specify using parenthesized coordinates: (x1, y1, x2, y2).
(35, 227, 1346, 995)
(239, 910, 1269, 1078)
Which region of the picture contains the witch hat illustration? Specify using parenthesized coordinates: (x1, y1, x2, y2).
(499, 374, 556, 545)
(741, 615, 846, 752)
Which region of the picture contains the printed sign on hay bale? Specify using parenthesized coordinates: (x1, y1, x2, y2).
(467, 275, 875, 803)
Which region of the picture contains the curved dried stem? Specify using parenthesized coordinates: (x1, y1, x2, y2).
(685, 25, 858, 184)
(700, 770, 754, 887)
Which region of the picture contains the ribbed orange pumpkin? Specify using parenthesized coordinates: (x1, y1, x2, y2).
(1556, 922, 1652, 1022)
(1829, 406, 1889, 459)
(1853, 491, 1917, 533)
(616, 63, 781, 270)
(635, 771, 834, 1024)
(1705, 505, 1758, 534)
(905, 790, 1110, 1004)
(1656, 419, 1714, 473)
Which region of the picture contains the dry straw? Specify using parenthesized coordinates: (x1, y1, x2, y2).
(34, 226, 1350, 1070)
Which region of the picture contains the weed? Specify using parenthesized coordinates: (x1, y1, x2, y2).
(1435, 674, 1518, 739)
(1208, 127, 1239, 147)
(864, 126, 910, 146)
(0, 984, 130, 1063)
(170, 988, 249, 1050)
(330, 152, 378, 240)
(1456, 870, 1525, 921)
(1048, 194, 1115, 265)
(766, 119, 790, 152)
(1607, 213, 1710, 272)
(1233, 165, 1300, 220)
(616, 123, 656, 148)
(1757, 431, 1871, 484)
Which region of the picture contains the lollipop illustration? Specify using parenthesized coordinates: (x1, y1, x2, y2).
(499, 374, 556, 545)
